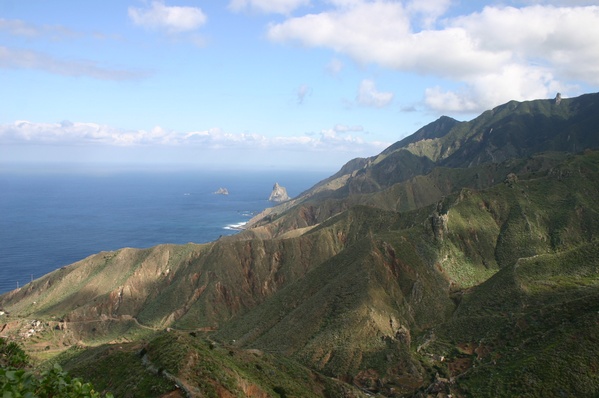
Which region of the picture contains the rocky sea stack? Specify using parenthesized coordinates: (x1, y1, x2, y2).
(268, 182, 290, 202)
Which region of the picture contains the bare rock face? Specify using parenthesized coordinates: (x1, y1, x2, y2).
(268, 182, 290, 202)
(430, 202, 448, 241)
(555, 92, 562, 105)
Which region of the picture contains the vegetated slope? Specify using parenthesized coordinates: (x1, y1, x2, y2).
(245, 93, 599, 239)
(1, 93, 599, 397)
(54, 331, 368, 398)
(431, 241, 599, 397)
(216, 150, 599, 396)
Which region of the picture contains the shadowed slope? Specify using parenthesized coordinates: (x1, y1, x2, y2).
(0, 224, 351, 341)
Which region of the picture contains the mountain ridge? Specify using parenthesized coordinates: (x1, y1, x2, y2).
(243, 93, 599, 238)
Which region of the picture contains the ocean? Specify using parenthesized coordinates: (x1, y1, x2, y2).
(0, 169, 329, 294)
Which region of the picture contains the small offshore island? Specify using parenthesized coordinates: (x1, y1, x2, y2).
(213, 187, 229, 195)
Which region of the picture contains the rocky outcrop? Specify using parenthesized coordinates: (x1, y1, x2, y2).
(268, 182, 290, 202)
(431, 202, 449, 241)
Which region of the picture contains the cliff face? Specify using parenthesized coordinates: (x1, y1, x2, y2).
(268, 182, 290, 202)
(2, 93, 599, 397)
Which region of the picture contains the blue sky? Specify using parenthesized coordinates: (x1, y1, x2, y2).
(1, 0, 598, 172)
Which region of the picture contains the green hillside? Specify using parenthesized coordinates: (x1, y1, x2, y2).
(2, 93, 599, 397)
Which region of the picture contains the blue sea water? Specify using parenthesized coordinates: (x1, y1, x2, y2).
(0, 169, 329, 294)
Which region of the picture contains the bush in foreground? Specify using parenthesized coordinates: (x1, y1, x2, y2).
(1, 338, 113, 398)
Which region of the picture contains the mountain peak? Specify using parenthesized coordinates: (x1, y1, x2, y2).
(382, 115, 461, 155)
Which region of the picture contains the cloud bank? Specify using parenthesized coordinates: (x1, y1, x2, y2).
(0, 120, 389, 155)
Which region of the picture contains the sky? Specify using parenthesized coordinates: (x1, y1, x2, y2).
(1, 0, 598, 172)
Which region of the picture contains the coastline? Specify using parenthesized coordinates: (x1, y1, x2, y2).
(223, 221, 247, 231)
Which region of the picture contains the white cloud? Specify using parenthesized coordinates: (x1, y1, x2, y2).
(423, 87, 479, 113)
(184, 128, 271, 149)
(515, 0, 598, 5)
(267, 1, 599, 113)
(425, 63, 564, 113)
(356, 79, 393, 108)
(0, 121, 391, 170)
(1, 121, 174, 146)
(317, 126, 388, 152)
(451, 5, 599, 84)
(128, 1, 207, 33)
(0, 46, 150, 81)
(268, 2, 411, 65)
(267, 3, 506, 77)
(332, 124, 364, 133)
(228, 0, 310, 14)
(0, 120, 388, 154)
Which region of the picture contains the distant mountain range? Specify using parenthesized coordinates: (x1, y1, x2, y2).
(2, 92, 599, 397)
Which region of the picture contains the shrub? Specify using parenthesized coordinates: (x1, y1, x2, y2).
(0, 338, 113, 398)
